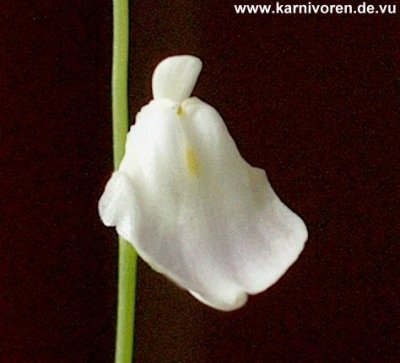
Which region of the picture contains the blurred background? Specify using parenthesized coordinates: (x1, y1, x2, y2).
(1, 0, 398, 362)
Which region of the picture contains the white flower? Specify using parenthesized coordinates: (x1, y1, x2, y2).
(99, 55, 308, 311)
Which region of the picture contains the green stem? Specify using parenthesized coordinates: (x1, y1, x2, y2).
(112, 0, 129, 168)
(115, 238, 137, 363)
(112, 0, 137, 362)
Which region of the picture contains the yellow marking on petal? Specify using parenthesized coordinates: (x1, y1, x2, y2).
(186, 148, 200, 176)
(177, 105, 184, 118)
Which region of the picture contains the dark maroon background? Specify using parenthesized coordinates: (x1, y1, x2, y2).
(1, 1, 398, 362)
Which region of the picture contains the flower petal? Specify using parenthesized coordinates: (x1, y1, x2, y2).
(99, 56, 307, 311)
(152, 55, 202, 103)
